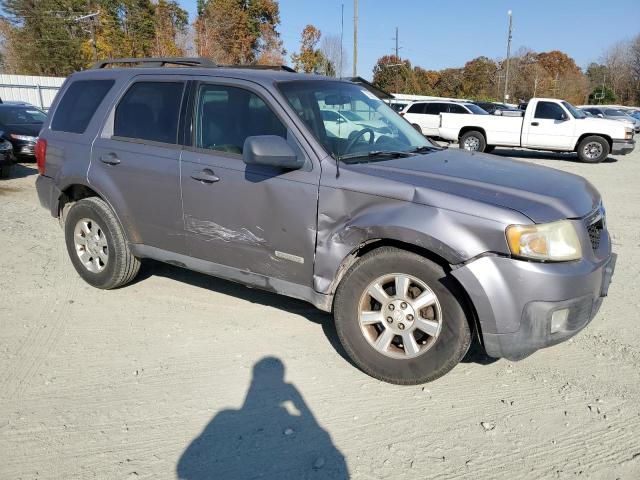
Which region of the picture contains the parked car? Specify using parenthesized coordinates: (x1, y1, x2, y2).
(579, 106, 640, 134)
(439, 98, 635, 162)
(0, 102, 46, 159)
(386, 101, 408, 112)
(471, 101, 518, 114)
(0, 132, 16, 178)
(321, 109, 391, 139)
(400, 100, 488, 136)
(36, 58, 616, 384)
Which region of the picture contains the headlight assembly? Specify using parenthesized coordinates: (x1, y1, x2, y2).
(506, 220, 582, 262)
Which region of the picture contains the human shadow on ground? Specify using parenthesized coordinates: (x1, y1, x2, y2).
(176, 356, 350, 480)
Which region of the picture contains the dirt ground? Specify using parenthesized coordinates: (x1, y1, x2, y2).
(1, 147, 639, 480)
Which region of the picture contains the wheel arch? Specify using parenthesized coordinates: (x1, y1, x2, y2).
(458, 126, 487, 141)
(574, 133, 612, 151)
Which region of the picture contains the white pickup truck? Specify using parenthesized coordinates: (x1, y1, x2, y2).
(438, 97, 635, 163)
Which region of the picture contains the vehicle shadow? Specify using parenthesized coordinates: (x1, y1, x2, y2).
(135, 260, 352, 365)
(491, 148, 618, 164)
(176, 356, 350, 479)
(3, 163, 38, 179)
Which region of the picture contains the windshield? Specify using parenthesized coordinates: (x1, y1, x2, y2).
(561, 101, 587, 119)
(0, 106, 46, 125)
(465, 104, 489, 115)
(278, 80, 434, 161)
(604, 109, 628, 117)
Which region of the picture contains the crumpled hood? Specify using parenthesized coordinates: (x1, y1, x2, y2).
(344, 149, 600, 223)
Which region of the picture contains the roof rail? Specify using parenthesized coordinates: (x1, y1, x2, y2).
(92, 57, 218, 69)
(220, 64, 296, 72)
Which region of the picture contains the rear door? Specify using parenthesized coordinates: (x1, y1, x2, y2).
(522, 101, 575, 150)
(89, 76, 188, 254)
(179, 78, 320, 287)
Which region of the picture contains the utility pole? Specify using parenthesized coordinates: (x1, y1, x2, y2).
(503, 10, 513, 104)
(340, 3, 344, 78)
(394, 27, 399, 58)
(75, 11, 99, 62)
(353, 0, 358, 77)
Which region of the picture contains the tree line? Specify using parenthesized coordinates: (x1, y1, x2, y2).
(372, 35, 640, 106)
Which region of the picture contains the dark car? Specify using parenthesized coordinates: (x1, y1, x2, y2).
(471, 101, 517, 114)
(35, 57, 616, 384)
(0, 132, 16, 178)
(0, 102, 46, 159)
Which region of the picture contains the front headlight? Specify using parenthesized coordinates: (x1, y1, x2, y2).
(506, 220, 582, 261)
(625, 127, 634, 139)
(10, 134, 37, 142)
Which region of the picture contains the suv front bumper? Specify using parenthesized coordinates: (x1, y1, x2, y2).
(611, 138, 635, 155)
(452, 252, 616, 360)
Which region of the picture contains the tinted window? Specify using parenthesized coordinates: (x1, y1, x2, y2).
(604, 109, 626, 117)
(195, 84, 286, 154)
(114, 82, 184, 144)
(448, 104, 468, 114)
(423, 103, 447, 115)
(534, 102, 566, 120)
(0, 106, 46, 125)
(465, 104, 489, 115)
(407, 103, 424, 114)
(51, 79, 114, 134)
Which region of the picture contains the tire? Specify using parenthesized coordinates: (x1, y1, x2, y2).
(577, 135, 610, 163)
(333, 247, 472, 384)
(64, 197, 140, 289)
(0, 164, 12, 179)
(459, 130, 486, 152)
(484, 145, 495, 154)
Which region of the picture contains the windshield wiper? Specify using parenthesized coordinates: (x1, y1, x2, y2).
(337, 150, 415, 162)
(407, 145, 441, 154)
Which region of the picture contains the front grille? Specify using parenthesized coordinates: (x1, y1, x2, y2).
(587, 218, 603, 250)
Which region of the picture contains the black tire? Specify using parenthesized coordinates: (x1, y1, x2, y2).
(459, 130, 486, 152)
(484, 145, 495, 154)
(64, 197, 140, 289)
(333, 247, 472, 384)
(0, 164, 13, 179)
(577, 135, 610, 163)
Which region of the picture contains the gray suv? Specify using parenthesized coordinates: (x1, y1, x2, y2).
(35, 58, 616, 384)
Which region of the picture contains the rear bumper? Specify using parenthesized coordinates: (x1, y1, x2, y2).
(453, 250, 616, 361)
(611, 138, 635, 155)
(35, 174, 60, 217)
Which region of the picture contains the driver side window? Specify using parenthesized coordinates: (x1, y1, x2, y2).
(534, 102, 566, 120)
(194, 84, 287, 154)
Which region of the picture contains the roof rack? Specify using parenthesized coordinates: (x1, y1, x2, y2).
(221, 64, 296, 73)
(92, 57, 218, 69)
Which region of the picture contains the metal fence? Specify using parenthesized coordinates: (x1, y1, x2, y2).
(0, 74, 65, 110)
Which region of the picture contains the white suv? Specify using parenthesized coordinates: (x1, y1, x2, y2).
(401, 100, 488, 137)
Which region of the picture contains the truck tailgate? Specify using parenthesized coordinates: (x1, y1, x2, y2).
(439, 113, 524, 146)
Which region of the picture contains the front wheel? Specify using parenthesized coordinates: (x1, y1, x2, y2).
(577, 136, 610, 163)
(333, 247, 471, 384)
(459, 130, 487, 152)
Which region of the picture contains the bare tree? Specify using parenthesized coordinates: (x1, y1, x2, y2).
(320, 34, 349, 78)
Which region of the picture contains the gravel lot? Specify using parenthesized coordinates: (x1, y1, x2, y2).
(1, 148, 639, 480)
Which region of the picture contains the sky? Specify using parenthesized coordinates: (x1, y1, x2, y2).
(183, 0, 640, 80)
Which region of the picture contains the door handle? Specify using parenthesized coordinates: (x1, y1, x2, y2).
(191, 169, 220, 183)
(531, 121, 539, 126)
(99, 153, 121, 165)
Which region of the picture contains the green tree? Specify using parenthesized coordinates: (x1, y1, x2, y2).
(460, 56, 498, 99)
(372, 55, 415, 93)
(588, 86, 617, 104)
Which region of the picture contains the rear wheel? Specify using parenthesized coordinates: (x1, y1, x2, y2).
(64, 197, 140, 289)
(459, 130, 486, 152)
(577, 135, 609, 163)
(333, 247, 471, 384)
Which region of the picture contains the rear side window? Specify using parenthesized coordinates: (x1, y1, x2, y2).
(407, 103, 425, 114)
(51, 79, 114, 134)
(114, 82, 184, 144)
(424, 103, 447, 115)
(534, 102, 566, 120)
(448, 104, 468, 114)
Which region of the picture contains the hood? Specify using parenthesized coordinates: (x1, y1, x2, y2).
(581, 116, 632, 130)
(2, 123, 42, 137)
(344, 149, 600, 223)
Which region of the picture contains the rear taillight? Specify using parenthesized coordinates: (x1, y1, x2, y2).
(35, 138, 47, 175)
(399, 112, 405, 116)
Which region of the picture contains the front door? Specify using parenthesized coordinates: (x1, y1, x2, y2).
(523, 101, 575, 150)
(180, 80, 320, 287)
(89, 77, 187, 254)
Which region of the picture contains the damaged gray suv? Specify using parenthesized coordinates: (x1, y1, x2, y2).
(36, 58, 616, 384)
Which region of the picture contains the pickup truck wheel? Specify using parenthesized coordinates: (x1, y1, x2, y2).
(459, 131, 486, 152)
(334, 247, 471, 384)
(64, 197, 140, 289)
(577, 136, 610, 163)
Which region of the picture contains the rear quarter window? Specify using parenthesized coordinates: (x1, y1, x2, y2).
(51, 79, 115, 134)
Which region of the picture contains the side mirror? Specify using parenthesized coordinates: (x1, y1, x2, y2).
(243, 135, 304, 170)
